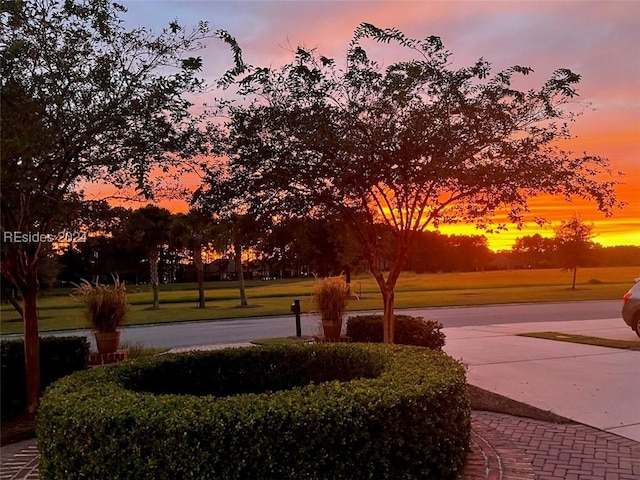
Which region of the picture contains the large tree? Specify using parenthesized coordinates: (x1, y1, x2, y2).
(554, 215, 595, 289)
(119, 206, 173, 309)
(512, 234, 556, 268)
(262, 216, 359, 278)
(212, 213, 265, 307)
(200, 23, 620, 343)
(0, 0, 239, 414)
(171, 209, 215, 308)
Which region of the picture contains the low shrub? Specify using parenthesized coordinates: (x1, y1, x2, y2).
(1, 336, 89, 420)
(38, 344, 470, 480)
(347, 314, 446, 350)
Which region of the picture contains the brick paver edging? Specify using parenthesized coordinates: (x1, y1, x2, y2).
(473, 411, 640, 480)
(3, 411, 640, 480)
(462, 415, 536, 479)
(0, 441, 38, 480)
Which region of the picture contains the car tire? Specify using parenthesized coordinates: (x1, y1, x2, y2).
(635, 315, 640, 339)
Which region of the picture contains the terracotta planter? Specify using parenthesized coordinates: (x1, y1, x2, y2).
(95, 331, 121, 354)
(322, 320, 342, 339)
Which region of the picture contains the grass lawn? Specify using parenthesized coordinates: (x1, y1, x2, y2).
(1, 266, 636, 334)
(518, 332, 640, 350)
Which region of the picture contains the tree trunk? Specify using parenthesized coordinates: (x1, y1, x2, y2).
(22, 281, 41, 416)
(572, 267, 577, 290)
(3, 243, 43, 416)
(381, 287, 395, 344)
(234, 242, 248, 307)
(345, 265, 352, 296)
(1, 282, 23, 317)
(149, 248, 160, 309)
(365, 243, 408, 345)
(194, 245, 205, 308)
(367, 260, 405, 344)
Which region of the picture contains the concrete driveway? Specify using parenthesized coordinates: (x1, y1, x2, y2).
(443, 318, 640, 442)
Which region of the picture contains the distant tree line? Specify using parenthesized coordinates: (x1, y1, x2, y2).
(26, 206, 640, 293)
(55, 213, 355, 284)
(3, 205, 635, 310)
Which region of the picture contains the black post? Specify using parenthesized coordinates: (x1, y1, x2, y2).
(290, 299, 302, 337)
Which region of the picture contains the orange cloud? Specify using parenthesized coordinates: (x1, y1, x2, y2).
(437, 183, 639, 251)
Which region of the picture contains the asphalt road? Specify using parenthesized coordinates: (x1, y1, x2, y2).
(33, 299, 623, 350)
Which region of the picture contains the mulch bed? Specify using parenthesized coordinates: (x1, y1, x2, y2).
(1, 413, 37, 446)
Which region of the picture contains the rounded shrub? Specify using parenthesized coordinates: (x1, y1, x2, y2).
(38, 344, 470, 480)
(347, 314, 446, 350)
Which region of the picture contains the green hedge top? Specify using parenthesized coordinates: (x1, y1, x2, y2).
(120, 345, 385, 397)
(38, 344, 470, 480)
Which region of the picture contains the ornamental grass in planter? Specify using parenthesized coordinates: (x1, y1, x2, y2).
(72, 277, 128, 354)
(312, 275, 349, 339)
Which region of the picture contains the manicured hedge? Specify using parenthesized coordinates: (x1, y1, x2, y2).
(347, 314, 446, 350)
(38, 344, 470, 480)
(1, 336, 89, 420)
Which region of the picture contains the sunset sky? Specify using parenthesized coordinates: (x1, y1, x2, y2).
(117, 0, 639, 251)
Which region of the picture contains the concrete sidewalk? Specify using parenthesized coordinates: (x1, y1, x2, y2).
(443, 318, 640, 442)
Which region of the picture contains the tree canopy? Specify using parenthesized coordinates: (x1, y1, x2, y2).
(0, 0, 239, 414)
(512, 233, 556, 268)
(199, 23, 621, 342)
(554, 215, 596, 289)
